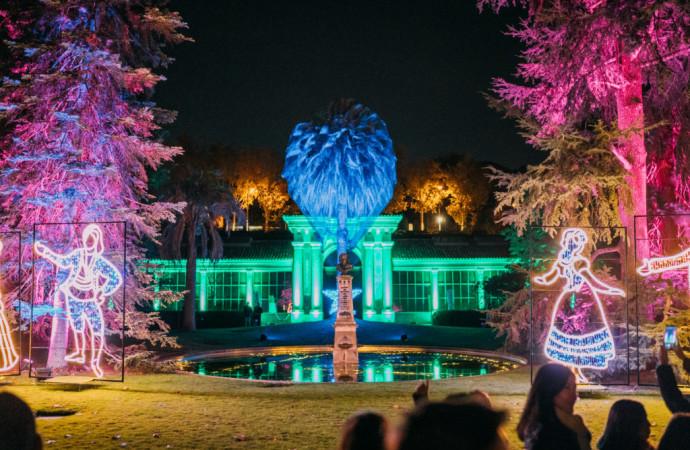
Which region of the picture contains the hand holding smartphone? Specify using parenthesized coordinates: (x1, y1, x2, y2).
(664, 326, 678, 350)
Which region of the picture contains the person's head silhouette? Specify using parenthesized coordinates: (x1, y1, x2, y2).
(0, 392, 42, 449)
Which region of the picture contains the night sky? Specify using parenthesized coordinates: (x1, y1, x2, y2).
(155, 0, 541, 169)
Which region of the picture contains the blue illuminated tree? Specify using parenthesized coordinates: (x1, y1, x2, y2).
(282, 99, 396, 258)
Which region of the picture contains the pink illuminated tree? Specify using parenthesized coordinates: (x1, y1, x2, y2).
(0, 1, 190, 370)
(479, 0, 690, 258)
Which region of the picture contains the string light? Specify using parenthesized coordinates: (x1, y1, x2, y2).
(533, 228, 624, 381)
(35, 224, 122, 378)
(0, 240, 19, 372)
(637, 248, 690, 285)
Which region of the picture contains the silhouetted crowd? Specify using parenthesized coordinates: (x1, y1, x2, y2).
(337, 343, 690, 450)
(2, 344, 690, 449)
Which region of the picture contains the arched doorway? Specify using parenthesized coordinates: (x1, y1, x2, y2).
(322, 249, 362, 319)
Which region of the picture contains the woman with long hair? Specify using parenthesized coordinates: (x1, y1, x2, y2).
(518, 363, 591, 450)
(597, 400, 652, 450)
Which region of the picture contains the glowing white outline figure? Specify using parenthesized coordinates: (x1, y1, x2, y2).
(637, 248, 690, 286)
(0, 240, 19, 372)
(35, 224, 122, 378)
(533, 228, 625, 382)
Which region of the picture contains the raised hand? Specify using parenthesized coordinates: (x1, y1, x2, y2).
(412, 379, 430, 405)
(659, 344, 669, 366)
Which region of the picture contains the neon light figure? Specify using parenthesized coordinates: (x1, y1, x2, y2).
(533, 228, 624, 381)
(637, 248, 690, 286)
(34, 224, 122, 378)
(0, 241, 19, 372)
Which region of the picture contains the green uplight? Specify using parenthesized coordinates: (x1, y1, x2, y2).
(311, 366, 323, 383)
(292, 361, 303, 383)
(432, 359, 441, 380)
(383, 363, 394, 382)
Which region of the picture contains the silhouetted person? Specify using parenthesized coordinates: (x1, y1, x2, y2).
(398, 402, 508, 450)
(657, 344, 690, 413)
(517, 363, 591, 450)
(253, 303, 263, 326)
(338, 411, 389, 450)
(657, 413, 690, 450)
(597, 399, 652, 450)
(243, 303, 252, 327)
(0, 392, 42, 450)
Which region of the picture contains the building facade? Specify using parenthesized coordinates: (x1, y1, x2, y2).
(147, 215, 516, 325)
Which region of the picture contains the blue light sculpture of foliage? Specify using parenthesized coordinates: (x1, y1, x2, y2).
(282, 99, 396, 258)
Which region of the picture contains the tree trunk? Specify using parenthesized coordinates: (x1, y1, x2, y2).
(616, 50, 648, 261)
(200, 218, 208, 259)
(264, 213, 269, 232)
(182, 214, 197, 331)
(245, 207, 250, 231)
(420, 211, 425, 232)
(46, 288, 67, 369)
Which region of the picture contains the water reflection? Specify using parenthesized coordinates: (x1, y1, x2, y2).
(184, 352, 519, 383)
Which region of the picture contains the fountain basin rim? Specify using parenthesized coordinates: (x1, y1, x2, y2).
(179, 345, 527, 366)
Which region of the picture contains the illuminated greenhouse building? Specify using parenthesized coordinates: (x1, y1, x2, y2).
(150, 215, 514, 326)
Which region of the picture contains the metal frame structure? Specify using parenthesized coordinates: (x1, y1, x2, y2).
(29, 221, 127, 382)
(634, 213, 690, 387)
(528, 225, 629, 385)
(0, 230, 22, 376)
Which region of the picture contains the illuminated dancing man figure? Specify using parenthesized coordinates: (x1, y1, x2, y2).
(534, 228, 625, 382)
(35, 224, 122, 378)
(0, 240, 19, 372)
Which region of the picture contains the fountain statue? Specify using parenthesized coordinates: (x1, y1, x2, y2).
(282, 99, 396, 383)
(333, 253, 358, 381)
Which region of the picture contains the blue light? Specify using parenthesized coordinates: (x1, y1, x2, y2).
(282, 100, 396, 255)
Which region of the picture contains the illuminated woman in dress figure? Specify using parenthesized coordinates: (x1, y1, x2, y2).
(534, 228, 624, 382)
(35, 224, 122, 378)
(0, 240, 19, 372)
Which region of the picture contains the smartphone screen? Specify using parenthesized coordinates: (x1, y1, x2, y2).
(665, 326, 678, 350)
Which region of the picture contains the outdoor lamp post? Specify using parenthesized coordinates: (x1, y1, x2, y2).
(437, 215, 444, 232)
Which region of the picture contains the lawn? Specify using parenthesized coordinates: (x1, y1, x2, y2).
(1, 366, 674, 450)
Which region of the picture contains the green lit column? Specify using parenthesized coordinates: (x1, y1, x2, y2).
(311, 242, 322, 319)
(245, 270, 254, 307)
(374, 244, 383, 306)
(363, 242, 375, 317)
(199, 270, 208, 312)
(382, 243, 393, 317)
(291, 243, 304, 319)
(431, 269, 439, 311)
(477, 270, 486, 310)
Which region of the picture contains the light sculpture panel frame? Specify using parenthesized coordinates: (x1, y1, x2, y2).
(634, 214, 690, 387)
(29, 221, 127, 382)
(0, 231, 23, 376)
(528, 225, 629, 385)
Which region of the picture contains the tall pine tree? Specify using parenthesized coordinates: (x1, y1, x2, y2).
(0, 1, 189, 368)
(479, 0, 690, 258)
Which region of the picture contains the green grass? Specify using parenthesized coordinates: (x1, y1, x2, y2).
(0, 367, 674, 449)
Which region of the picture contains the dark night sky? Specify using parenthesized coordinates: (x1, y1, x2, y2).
(155, 0, 541, 169)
